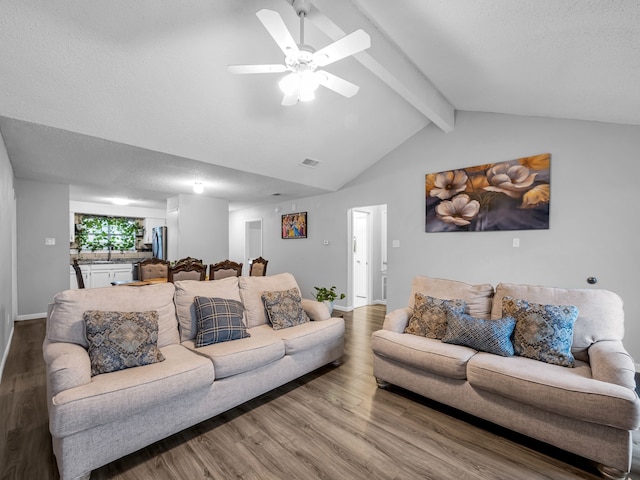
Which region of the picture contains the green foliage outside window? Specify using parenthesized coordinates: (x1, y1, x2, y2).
(77, 216, 137, 252)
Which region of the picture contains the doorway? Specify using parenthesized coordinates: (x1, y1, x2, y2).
(348, 205, 387, 310)
(244, 219, 262, 274)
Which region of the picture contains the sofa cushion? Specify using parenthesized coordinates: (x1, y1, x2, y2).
(442, 311, 516, 357)
(239, 273, 302, 328)
(492, 283, 625, 362)
(174, 277, 243, 342)
(257, 318, 345, 355)
(182, 332, 284, 379)
(467, 353, 640, 430)
(404, 293, 466, 339)
(262, 288, 310, 330)
(502, 296, 578, 367)
(371, 330, 476, 380)
(47, 283, 179, 348)
(194, 297, 249, 347)
(84, 310, 165, 376)
(409, 276, 494, 319)
(49, 344, 214, 437)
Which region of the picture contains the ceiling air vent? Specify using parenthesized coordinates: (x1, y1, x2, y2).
(300, 158, 320, 168)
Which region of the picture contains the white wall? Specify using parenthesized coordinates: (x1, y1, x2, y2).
(70, 200, 165, 220)
(15, 179, 70, 318)
(230, 111, 640, 364)
(0, 130, 16, 381)
(168, 194, 229, 266)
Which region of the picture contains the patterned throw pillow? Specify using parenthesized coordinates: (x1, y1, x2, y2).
(442, 310, 516, 356)
(261, 288, 310, 330)
(83, 310, 165, 376)
(404, 293, 466, 339)
(501, 296, 579, 367)
(194, 296, 250, 347)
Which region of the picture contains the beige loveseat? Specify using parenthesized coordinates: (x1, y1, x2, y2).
(372, 276, 639, 479)
(44, 273, 344, 480)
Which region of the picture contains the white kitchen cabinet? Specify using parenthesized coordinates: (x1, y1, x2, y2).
(90, 264, 133, 288)
(144, 218, 165, 244)
(69, 263, 133, 289)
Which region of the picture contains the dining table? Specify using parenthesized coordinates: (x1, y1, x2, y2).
(112, 277, 168, 286)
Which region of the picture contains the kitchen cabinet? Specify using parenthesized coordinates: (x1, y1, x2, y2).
(144, 218, 165, 244)
(69, 263, 133, 289)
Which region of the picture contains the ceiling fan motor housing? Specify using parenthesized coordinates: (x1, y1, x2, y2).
(292, 0, 312, 17)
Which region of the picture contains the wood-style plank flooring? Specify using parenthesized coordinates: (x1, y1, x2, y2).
(1, 307, 638, 480)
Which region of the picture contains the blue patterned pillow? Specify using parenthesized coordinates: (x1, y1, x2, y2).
(261, 288, 310, 330)
(194, 296, 250, 347)
(83, 310, 165, 376)
(442, 310, 516, 356)
(501, 296, 579, 367)
(404, 293, 466, 339)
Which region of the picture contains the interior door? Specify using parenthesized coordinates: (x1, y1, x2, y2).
(353, 210, 369, 308)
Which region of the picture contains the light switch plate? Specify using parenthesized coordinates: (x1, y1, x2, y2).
(45, 237, 56, 246)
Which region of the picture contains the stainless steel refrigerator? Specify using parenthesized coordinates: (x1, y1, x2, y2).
(151, 226, 168, 260)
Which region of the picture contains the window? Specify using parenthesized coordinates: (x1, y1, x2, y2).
(77, 215, 138, 252)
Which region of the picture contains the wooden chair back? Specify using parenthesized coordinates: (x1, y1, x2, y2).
(209, 260, 243, 280)
(168, 260, 206, 282)
(249, 257, 268, 276)
(138, 258, 169, 280)
(72, 259, 85, 289)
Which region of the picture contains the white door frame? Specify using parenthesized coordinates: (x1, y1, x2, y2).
(349, 208, 372, 309)
(244, 218, 263, 274)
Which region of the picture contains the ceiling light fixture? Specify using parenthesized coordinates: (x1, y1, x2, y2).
(111, 198, 130, 206)
(193, 182, 204, 194)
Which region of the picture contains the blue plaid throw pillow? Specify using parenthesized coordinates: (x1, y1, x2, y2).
(194, 296, 249, 347)
(442, 309, 516, 357)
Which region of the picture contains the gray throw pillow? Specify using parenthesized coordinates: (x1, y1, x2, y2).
(83, 310, 165, 376)
(442, 310, 516, 356)
(261, 288, 310, 330)
(404, 293, 466, 339)
(194, 296, 250, 347)
(501, 296, 579, 367)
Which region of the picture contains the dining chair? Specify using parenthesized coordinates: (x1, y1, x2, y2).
(174, 256, 203, 267)
(249, 256, 268, 276)
(138, 258, 170, 281)
(72, 259, 85, 289)
(209, 260, 243, 280)
(168, 260, 206, 282)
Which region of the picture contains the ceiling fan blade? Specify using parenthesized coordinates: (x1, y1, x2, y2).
(312, 29, 371, 67)
(281, 91, 299, 106)
(256, 9, 300, 57)
(317, 71, 360, 98)
(227, 64, 287, 74)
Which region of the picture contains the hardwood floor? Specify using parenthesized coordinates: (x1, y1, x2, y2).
(1, 307, 638, 480)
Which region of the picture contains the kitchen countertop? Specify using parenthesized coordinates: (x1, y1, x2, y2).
(72, 258, 151, 265)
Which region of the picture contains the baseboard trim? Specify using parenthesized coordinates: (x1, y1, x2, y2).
(17, 312, 46, 321)
(0, 324, 15, 385)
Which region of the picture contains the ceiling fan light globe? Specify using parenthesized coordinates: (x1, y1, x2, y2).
(279, 73, 299, 95)
(299, 88, 315, 102)
(300, 70, 320, 92)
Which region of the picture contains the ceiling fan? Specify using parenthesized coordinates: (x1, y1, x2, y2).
(228, 0, 371, 106)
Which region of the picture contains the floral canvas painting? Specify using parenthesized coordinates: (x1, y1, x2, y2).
(425, 153, 550, 232)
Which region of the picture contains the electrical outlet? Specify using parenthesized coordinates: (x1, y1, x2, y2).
(45, 237, 56, 246)
(512, 238, 520, 248)
(392, 240, 400, 248)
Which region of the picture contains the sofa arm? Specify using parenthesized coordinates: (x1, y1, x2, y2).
(588, 340, 637, 391)
(382, 307, 412, 333)
(43, 338, 92, 397)
(301, 298, 331, 321)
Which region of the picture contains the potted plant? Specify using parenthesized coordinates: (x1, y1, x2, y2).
(312, 286, 345, 315)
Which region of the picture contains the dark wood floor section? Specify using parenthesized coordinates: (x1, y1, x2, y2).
(1, 307, 638, 480)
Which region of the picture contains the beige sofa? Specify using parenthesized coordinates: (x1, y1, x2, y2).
(44, 273, 344, 480)
(372, 276, 640, 479)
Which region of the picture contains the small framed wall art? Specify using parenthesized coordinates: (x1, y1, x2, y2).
(425, 153, 550, 232)
(281, 212, 307, 239)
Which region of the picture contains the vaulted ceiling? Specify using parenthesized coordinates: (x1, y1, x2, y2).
(1, 0, 638, 210)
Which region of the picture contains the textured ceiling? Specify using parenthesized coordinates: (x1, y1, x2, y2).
(1, 0, 638, 210)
